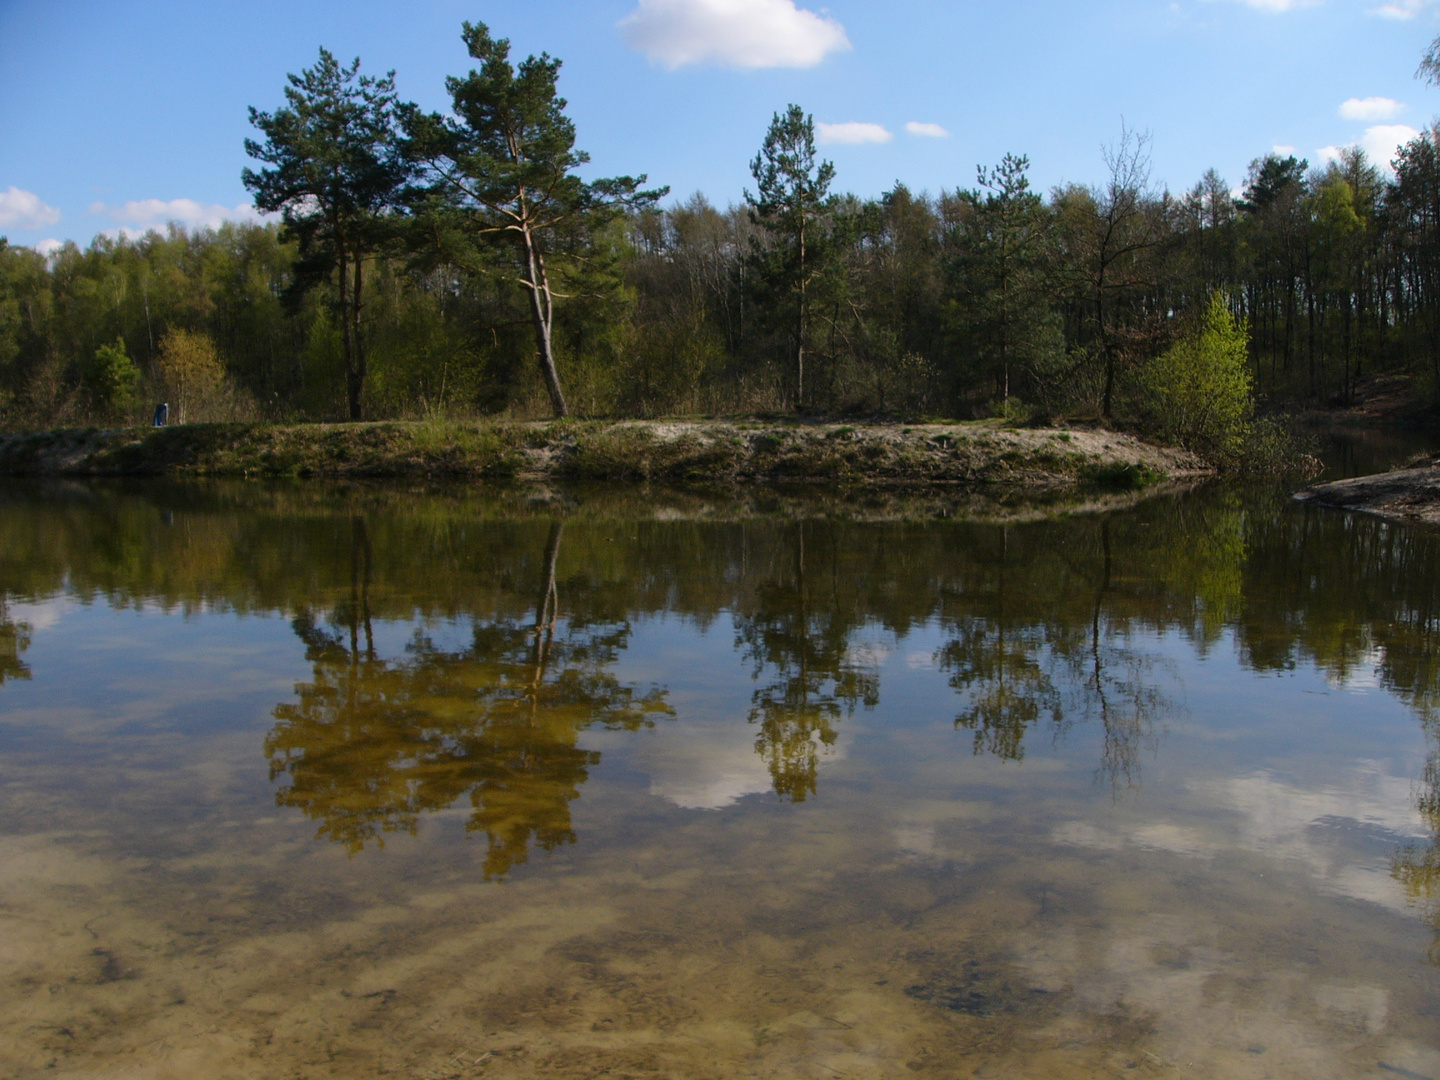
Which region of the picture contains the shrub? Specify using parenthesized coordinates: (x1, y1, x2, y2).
(1142, 292, 1253, 460)
(155, 329, 226, 423)
(1083, 460, 1165, 490)
(84, 339, 141, 421)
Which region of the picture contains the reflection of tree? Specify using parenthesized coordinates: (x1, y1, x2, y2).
(736, 525, 877, 801)
(265, 520, 672, 877)
(1073, 520, 1163, 789)
(1392, 731, 1440, 966)
(944, 621, 1060, 761)
(942, 528, 1062, 762)
(0, 600, 31, 685)
(940, 520, 1167, 784)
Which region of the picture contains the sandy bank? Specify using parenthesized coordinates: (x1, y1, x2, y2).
(0, 418, 1207, 489)
(1295, 461, 1440, 525)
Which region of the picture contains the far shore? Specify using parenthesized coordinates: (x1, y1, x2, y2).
(1296, 459, 1440, 526)
(0, 418, 1207, 490)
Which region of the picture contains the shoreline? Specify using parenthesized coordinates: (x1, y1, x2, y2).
(1295, 460, 1440, 527)
(0, 418, 1207, 489)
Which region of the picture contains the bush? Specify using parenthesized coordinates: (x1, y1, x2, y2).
(1142, 292, 1253, 460)
(1082, 460, 1165, 490)
(155, 329, 257, 423)
(84, 339, 141, 421)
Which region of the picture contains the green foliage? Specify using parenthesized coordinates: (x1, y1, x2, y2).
(84, 338, 141, 419)
(244, 47, 407, 419)
(745, 104, 837, 409)
(12, 21, 1440, 431)
(947, 154, 1063, 404)
(1142, 292, 1254, 460)
(1082, 460, 1165, 490)
(402, 21, 665, 418)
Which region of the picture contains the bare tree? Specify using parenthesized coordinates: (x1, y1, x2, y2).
(1055, 124, 1167, 418)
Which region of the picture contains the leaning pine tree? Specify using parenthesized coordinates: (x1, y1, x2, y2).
(403, 22, 665, 418)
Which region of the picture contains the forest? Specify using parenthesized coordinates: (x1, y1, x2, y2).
(3, 20, 1440, 453)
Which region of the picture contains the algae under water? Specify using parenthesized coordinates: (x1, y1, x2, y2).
(0, 472, 1437, 1079)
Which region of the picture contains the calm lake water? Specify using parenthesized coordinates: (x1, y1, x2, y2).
(1, 462, 1438, 1078)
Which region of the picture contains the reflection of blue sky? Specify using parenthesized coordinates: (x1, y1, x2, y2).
(599, 615, 1434, 923)
(1, 596, 1434, 924)
(0, 594, 307, 799)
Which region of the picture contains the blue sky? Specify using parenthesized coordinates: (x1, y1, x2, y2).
(2, 0, 1438, 252)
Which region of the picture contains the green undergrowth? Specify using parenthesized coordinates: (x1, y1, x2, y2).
(0, 421, 528, 478)
(0, 418, 1198, 488)
(1081, 460, 1166, 491)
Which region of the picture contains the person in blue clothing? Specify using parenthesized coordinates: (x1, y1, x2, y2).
(152, 402, 169, 427)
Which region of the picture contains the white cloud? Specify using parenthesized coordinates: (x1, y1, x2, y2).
(1272, 144, 1298, 156)
(88, 198, 270, 236)
(1339, 96, 1404, 121)
(1363, 124, 1422, 168)
(1371, 0, 1427, 17)
(1318, 124, 1422, 173)
(1224, 0, 1318, 10)
(817, 121, 892, 145)
(619, 0, 850, 69)
(905, 121, 950, 138)
(0, 187, 61, 230)
(32, 239, 64, 258)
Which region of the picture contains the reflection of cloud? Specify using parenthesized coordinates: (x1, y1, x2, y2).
(1315, 984, 1389, 1034)
(7, 598, 68, 632)
(1324, 645, 1384, 693)
(635, 714, 852, 809)
(893, 824, 937, 857)
(1053, 761, 1425, 911)
(639, 717, 776, 808)
(1203, 763, 1424, 909)
(1052, 820, 1218, 858)
(844, 639, 892, 668)
(1015, 915, 1408, 1074)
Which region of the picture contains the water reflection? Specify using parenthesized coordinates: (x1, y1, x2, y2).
(265, 519, 672, 875)
(0, 600, 29, 685)
(2, 481, 1439, 916)
(1392, 727, 1440, 963)
(736, 524, 878, 801)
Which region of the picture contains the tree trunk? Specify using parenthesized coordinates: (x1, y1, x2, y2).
(522, 228, 569, 418)
(336, 236, 356, 422)
(532, 521, 563, 687)
(1097, 276, 1112, 420)
(348, 254, 366, 421)
(796, 215, 807, 411)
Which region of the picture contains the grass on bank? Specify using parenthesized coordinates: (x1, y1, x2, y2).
(0, 416, 1212, 487)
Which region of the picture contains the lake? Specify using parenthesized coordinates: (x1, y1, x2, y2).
(0, 464, 1437, 1078)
